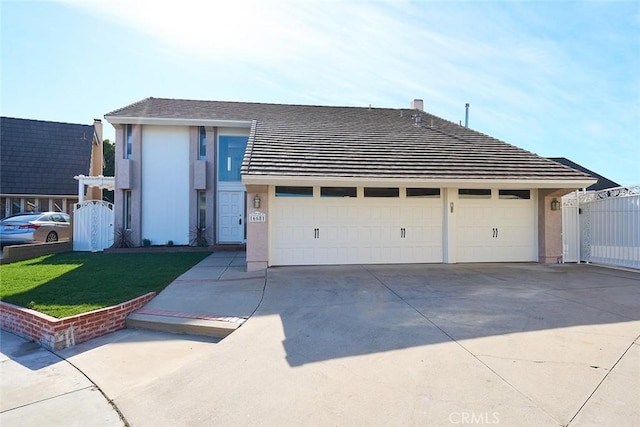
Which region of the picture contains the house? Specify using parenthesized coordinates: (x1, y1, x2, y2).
(0, 117, 104, 218)
(548, 157, 619, 191)
(104, 97, 595, 270)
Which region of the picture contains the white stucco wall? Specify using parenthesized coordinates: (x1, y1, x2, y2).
(141, 125, 190, 245)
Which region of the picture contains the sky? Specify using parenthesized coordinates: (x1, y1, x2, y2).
(1, 0, 639, 185)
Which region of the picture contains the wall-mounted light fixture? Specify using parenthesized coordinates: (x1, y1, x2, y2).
(253, 194, 261, 209)
(550, 198, 561, 211)
(450, 202, 454, 213)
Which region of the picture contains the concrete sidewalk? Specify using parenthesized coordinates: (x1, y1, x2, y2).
(126, 251, 266, 337)
(0, 329, 123, 426)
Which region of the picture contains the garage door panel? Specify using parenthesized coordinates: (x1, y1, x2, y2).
(271, 197, 443, 266)
(456, 192, 536, 263)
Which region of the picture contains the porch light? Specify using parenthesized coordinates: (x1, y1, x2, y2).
(253, 194, 261, 209)
(551, 198, 561, 211)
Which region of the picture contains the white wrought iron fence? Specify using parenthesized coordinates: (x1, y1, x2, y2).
(562, 186, 640, 269)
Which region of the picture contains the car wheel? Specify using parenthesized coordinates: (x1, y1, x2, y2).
(46, 231, 58, 242)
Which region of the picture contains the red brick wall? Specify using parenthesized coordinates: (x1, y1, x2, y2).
(0, 292, 156, 350)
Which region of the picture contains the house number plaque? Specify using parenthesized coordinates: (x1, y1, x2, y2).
(248, 211, 266, 223)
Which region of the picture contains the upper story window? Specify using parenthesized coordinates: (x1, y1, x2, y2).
(198, 127, 206, 160)
(218, 135, 248, 182)
(125, 124, 133, 159)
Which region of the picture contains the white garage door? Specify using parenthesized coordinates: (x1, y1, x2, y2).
(456, 189, 536, 262)
(270, 187, 443, 266)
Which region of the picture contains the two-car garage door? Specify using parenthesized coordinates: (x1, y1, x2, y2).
(270, 187, 536, 265)
(270, 189, 443, 265)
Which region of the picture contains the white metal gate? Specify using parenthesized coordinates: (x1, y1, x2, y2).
(73, 200, 114, 251)
(562, 186, 640, 269)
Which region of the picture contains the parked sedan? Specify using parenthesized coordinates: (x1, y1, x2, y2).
(0, 212, 71, 244)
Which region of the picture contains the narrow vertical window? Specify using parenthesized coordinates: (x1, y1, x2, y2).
(124, 190, 132, 230)
(125, 124, 133, 159)
(198, 127, 207, 160)
(197, 191, 206, 229)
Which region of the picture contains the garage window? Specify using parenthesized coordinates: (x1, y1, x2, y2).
(499, 189, 531, 200)
(459, 189, 491, 199)
(275, 186, 313, 197)
(364, 187, 399, 197)
(321, 187, 357, 198)
(407, 188, 440, 198)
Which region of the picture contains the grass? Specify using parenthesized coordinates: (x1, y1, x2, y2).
(0, 251, 210, 318)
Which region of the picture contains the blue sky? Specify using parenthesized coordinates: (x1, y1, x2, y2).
(2, 0, 639, 185)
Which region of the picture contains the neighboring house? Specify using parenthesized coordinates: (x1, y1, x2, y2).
(548, 157, 619, 191)
(105, 97, 595, 270)
(0, 117, 104, 218)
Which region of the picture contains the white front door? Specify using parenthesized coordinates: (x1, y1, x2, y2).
(217, 191, 245, 243)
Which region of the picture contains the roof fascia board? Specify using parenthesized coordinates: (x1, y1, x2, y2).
(241, 175, 597, 189)
(104, 116, 252, 128)
(0, 193, 80, 198)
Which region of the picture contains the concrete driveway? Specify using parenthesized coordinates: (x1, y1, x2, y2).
(56, 262, 638, 426)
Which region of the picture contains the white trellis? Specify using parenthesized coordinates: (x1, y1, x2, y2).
(562, 186, 640, 269)
(73, 175, 115, 251)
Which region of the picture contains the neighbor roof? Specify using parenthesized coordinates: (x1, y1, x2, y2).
(548, 158, 619, 191)
(106, 97, 594, 185)
(0, 117, 94, 196)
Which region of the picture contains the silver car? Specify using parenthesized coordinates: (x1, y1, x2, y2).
(0, 212, 71, 244)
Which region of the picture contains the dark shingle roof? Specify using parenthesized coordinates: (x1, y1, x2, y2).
(0, 117, 94, 196)
(548, 158, 619, 191)
(107, 97, 593, 182)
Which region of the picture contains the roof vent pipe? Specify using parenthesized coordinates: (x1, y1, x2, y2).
(411, 99, 424, 111)
(464, 103, 470, 127)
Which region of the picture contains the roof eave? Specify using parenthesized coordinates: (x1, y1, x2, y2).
(104, 116, 253, 128)
(241, 175, 597, 189)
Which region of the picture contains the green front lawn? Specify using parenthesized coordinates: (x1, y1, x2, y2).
(0, 252, 210, 318)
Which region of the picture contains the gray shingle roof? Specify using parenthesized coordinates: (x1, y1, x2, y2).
(548, 158, 619, 191)
(0, 117, 94, 196)
(106, 97, 592, 182)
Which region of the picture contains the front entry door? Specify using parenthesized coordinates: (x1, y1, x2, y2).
(218, 191, 245, 243)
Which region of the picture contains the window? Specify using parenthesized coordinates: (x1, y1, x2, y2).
(197, 191, 206, 228)
(275, 186, 313, 197)
(499, 189, 531, 200)
(25, 198, 37, 212)
(364, 187, 399, 197)
(218, 136, 248, 182)
(321, 187, 357, 198)
(125, 124, 133, 159)
(198, 127, 206, 160)
(53, 199, 64, 212)
(458, 189, 491, 199)
(39, 198, 50, 211)
(406, 188, 440, 198)
(11, 198, 21, 215)
(124, 190, 132, 230)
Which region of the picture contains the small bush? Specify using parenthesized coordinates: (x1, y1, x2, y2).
(142, 238, 151, 247)
(167, 240, 174, 247)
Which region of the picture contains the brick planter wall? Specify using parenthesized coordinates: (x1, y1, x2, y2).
(0, 292, 156, 350)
